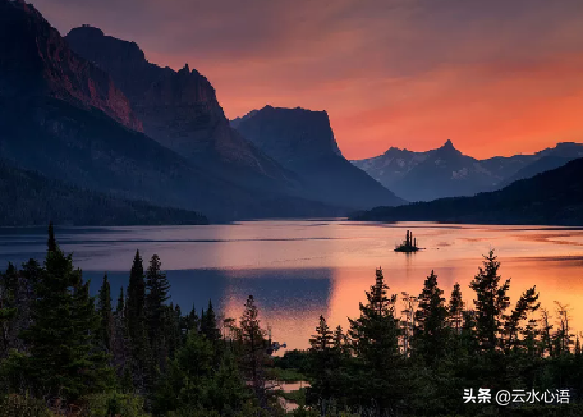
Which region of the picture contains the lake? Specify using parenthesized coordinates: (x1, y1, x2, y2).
(1, 220, 583, 352)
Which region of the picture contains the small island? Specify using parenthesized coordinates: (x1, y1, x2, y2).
(394, 229, 419, 252)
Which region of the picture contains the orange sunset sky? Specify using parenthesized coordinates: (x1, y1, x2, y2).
(32, 0, 583, 160)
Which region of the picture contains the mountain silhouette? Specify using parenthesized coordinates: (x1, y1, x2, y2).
(352, 156, 583, 225)
(0, 0, 342, 222)
(65, 26, 299, 192)
(352, 140, 583, 201)
(0, 160, 208, 226)
(232, 106, 405, 209)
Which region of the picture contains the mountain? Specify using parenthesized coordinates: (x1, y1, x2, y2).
(494, 142, 583, 189)
(0, 160, 208, 226)
(352, 157, 583, 226)
(0, 2, 142, 132)
(65, 26, 296, 190)
(232, 106, 405, 209)
(352, 140, 583, 201)
(0, 0, 342, 222)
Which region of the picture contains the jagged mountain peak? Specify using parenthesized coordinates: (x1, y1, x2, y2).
(66, 26, 297, 182)
(1, 0, 142, 131)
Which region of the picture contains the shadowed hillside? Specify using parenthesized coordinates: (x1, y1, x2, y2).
(0, 160, 208, 226)
(352, 157, 583, 225)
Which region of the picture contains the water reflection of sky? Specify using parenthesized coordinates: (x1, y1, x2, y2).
(1, 221, 583, 351)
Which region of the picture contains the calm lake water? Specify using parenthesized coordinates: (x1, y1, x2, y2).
(1, 220, 583, 352)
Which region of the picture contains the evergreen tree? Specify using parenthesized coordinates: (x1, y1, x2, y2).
(448, 282, 464, 334)
(238, 295, 268, 408)
(503, 286, 540, 353)
(97, 274, 113, 352)
(308, 316, 337, 416)
(126, 250, 149, 392)
(201, 299, 220, 343)
(145, 254, 171, 377)
(348, 268, 404, 416)
(20, 228, 111, 401)
(127, 250, 146, 351)
(116, 286, 125, 314)
(414, 270, 448, 365)
(112, 286, 131, 387)
(469, 250, 510, 352)
(47, 221, 57, 253)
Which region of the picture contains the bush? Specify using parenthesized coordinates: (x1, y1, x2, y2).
(0, 395, 51, 417)
(81, 393, 150, 417)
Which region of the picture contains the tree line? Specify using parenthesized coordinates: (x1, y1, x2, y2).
(1, 223, 582, 416)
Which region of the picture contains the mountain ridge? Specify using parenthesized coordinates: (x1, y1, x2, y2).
(0, 159, 208, 226)
(352, 140, 583, 201)
(352, 156, 583, 226)
(0, 0, 344, 222)
(0, 1, 142, 131)
(232, 105, 405, 209)
(65, 26, 297, 190)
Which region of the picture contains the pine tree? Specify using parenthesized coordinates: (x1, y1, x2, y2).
(504, 286, 540, 353)
(145, 254, 171, 377)
(348, 268, 403, 416)
(126, 250, 149, 392)
(112, 286, 131, 386)
(20, 227, 111, 401)
(47, 221, 57, 253)
(309, 315, 334, 352)
(97, 274, 113, 352)
(127, 250, 146, 349)
(469, 250, 510, 352)
(238, 295, 268, 407)
(308, 316, 336, 416)
(201, 300, 220, 343)
(414, 270, 448, 365)
(448, 282, 464, 334)
(117, 286, 125, 314)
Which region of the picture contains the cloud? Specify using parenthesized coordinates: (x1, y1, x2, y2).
(31, 0, 583, 158)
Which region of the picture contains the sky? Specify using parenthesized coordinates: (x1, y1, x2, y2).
(32, 0, 583, 160)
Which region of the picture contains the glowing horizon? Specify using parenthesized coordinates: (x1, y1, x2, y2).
(32, 0, 583, 160)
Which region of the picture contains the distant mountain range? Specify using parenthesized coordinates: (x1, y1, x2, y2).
(231, 106, 404, 209)
(0, 0, 396, 224)
(2, 0, 581, 226)
(0, 160, 208, 226)
(352, 157, 583, 226)
(352, 140, 583, 201)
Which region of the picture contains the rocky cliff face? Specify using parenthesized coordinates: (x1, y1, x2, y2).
(233, 105, 343, 165)
(233, 106, 404, 209)
(0, 0, 142, 131)
(0, 0, 347, 221)
(65, 27, 288, 182)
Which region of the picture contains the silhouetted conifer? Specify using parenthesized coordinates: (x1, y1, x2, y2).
(47, 221, 57, 253)
(145, 254, 171, 377)
(449, 282, 464, 334)
(97, 274, 113, 352)
(414, 270, 447, 365)
(20, 228, 111, 400)
(469, 250, 510, 352)
(239, 295, 268, 407)
(348, 268, 404, 416)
